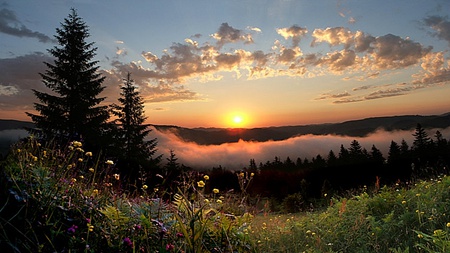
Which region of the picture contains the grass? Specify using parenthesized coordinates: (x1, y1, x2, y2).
(1, 137, 450, 252)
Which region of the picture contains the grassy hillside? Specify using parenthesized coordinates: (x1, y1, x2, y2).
(1, 138, 450, 252)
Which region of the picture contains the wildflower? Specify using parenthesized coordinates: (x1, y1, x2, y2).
(72, 141, 82, 147)
(89, 168, 95, 173)
(142, 184, 148, 190)
(71, 178, 77, 183)
(447, 222, 450, 228)
(79, 175, 84, 179)
(213, 188, 219, 194)
(106, 160, 114, 165)
(78, 158, 83, 162)
(135, 224, 142, 230)
(416, 193, 421, 197)
(154, 188, 159, 193)
(417, 234, 423, 239)
(204, 199, 210, 203)
(216, 199, 222, 204)
(176, 232, 184, 238)
(402, 200, 407, 205)
(87, 224, 94, 232)
(197, 180, 205, 188)
(239, 172, 245, 178)
(203, 175, 209, 180)
(85, 151, 92, 157)
(123, 237, 133, 247)
(33, 156, 38, 162)
(250, 172, 255, 177)
(67, 224, 78, 234)
(43, 150, 47, 157)
(76, 148, 84, 152)
(92, 189, 98, 195)
(69, 146, 74, 151)
(114, 174, 120, 180)
(67, 164, 73, 169)
(219, 196, 225, 200)
(17, 149, 21, 153)
(166, 243, 175, 251)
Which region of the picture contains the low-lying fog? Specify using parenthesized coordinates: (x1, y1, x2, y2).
(2, 127, 450, 170)
(152, 127, 450, 170)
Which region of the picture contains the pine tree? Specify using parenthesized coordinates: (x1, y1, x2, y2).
(112, 72, 160, 182)
(27, 9, 109, 149)
(412, 123, 431, 151)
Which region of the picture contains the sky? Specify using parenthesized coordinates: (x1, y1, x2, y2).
(1, 0, 450, 129)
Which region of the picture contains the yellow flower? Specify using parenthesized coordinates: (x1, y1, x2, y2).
(213, 188, 219, 194)
(239, 172, 245, 178)
(78, 158, 83, 162)
(114, 174, 120, 180)
(33, 156, 38, 162)
(89, 168, 95, 173)
(197, 180, 205, 188)
(79, 175, 84, 179)
(402, 200, 407, 205)
(72, 141, 82, 147)
(447, 222, 450, 228)
(216, 199, 222, 204)
(142, 185, 148, 190)
(204, 199, 210, 203)
(85, 152, 93, 157)
(68, 146, 74, 151)
(88, 224, 94, 232)
(93, 189, 99, 195)
(71, 178, 77, 183)
(250, 172, 255, 177)
(417, 234, 423, 239)
(17, 149, 21, 153)
(106, 160, 114, 165)
(154, 188, 159, 193)
(203, 175, 209, 180)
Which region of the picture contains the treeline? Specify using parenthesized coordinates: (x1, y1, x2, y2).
(202, 124, 450, 207)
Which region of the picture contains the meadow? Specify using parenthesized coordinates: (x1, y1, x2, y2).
(1, 137, 450, 252)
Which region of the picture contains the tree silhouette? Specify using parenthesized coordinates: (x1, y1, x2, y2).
(111, 72, 160, 183)
(27, 9, 109, 149)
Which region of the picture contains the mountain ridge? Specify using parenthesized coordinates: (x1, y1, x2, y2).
(2, 112, 450, 146)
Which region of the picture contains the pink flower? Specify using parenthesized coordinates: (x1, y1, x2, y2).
(176, 232, 184, 238)
(166, 243, 175, 251)
(123, 237, 133, 247)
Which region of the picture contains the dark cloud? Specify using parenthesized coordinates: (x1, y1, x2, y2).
(277, 25, 308, 47)
(423, 15, 450, 46)
(212, 23, 254, 48)
(0, 53, 53, 110)
(0, 7, 55, 43)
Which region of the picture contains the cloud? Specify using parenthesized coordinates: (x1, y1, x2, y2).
(315, 91, 351, 100)
(276, 25, 308, 47)
(0, 53, 53, 111)
(211, 23, 254, 48)
(423, 15, 450, 46)
(311, 27, 355, 48)
(152, 126, 450, 170)
(0, 6, 55, 43)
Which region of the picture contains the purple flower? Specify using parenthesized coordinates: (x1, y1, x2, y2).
(67, 224, 78, 234)
(123, 237, 133, 247)
(166, 243, 174, 251)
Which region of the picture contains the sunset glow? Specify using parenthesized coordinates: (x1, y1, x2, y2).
(1, 1, 450, 128)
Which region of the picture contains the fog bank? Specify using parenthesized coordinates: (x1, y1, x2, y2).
(152, 127, 450, 170)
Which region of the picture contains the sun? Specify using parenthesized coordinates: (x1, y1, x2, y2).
(227, 113, 247, 128)
(233, 115, 243, 124)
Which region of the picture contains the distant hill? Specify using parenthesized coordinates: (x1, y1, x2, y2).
(152, 113, 450, 145)
(1, 113, 450, 148)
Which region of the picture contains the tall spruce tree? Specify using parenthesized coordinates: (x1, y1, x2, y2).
(112, 72, 160, 183)
(27, 9, 109, 149)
